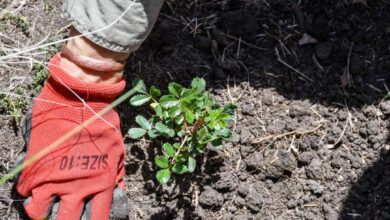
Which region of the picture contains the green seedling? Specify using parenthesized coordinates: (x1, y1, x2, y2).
(43, 0, 54, 13)
(0, 64, 48, 125)
(0, 86, 28, 125)
(30, 63, 49, 95)
(1, 14, 30, 34)
(128, 78, 236, 184)
(13, 15, 30, 34)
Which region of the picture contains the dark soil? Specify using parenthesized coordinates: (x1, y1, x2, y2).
(2, 0, 390, 219)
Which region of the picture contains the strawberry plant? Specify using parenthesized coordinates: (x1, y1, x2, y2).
(128, 78, 235, 184)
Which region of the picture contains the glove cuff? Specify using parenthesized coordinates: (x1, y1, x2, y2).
(47, 53, 126, 103)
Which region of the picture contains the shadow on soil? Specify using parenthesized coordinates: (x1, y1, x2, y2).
(340, 149, 390, 220)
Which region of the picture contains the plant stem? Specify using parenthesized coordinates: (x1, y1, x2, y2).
(171, 135, 189, 164)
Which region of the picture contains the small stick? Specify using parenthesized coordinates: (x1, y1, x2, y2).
(312, 54, 324, 71)
(236, 37, 241, 59)
(252, 122, 324, 144)
(235, 154, 241, 171)
(291, 4, 305, 32)
(344, 42, 354, 86)
(217, 30, 268, 51)
(331, 112, 351, 148)
(275, 47, 314, 83)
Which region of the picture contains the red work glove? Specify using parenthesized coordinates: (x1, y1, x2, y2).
(16, 53, 127, 220)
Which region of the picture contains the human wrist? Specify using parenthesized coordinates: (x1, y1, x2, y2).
(59, 27, 130, 84)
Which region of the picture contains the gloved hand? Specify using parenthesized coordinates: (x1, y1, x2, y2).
(15, 53, 129, 220)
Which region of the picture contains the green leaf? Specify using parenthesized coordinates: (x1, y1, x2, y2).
(155, 122, 175, 137)
(168, 106, 181, 118)
(211, 138, 223, 147)
(154, 105, 163, 117)
(173, 143, 181, 149)
(155, 122, 170, 133)
(191, 78, 206, 92)
(223, 103, 237, 115)
(128, 128, 146, 139)
(176, 115, 184, 125)
(163, 143, 176, 157)
(188, 157, 196, 172)
(176, 156, 187, 163)
(214, 129, 232, 139)
(162, 111, 169, 119)
(172, 163, 188, 174)
(167, 129, 175, 137)
(132, 79, 147, 93)
(130, 95, 151, 106)
(156, 168, 171, 184)
(160, 95, 179, 108)
(155, 156, 169, 169)
(177, 130, 184, 137)
(150, 86, 161, 99)
(205, 109, 220, 122)
(147, 129, 159, 138)
(216, 120, 227, 130)
(181, 89, 197, 101)
(185, 110, 195, 124)
(219, 112, 231, 120)
(168, 82, 183, 97)
(135, 115, 151, 130)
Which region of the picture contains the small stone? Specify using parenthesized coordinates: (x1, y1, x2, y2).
(261, 150, 297, 179)
(331, 153, 344, 169)
(232, 132, 240, 144)
(246, 189, 263, 212)
(240, 145, 254, 158)
(221, 213, 234, 220)
(199, 186, 224, 207)
(240, 128, 253, 144)
(323, 204, 338, 220)
(212, 172, 237, 191)
(298, 151, 316, 165)
(287, 199, 297, 209)
(315, 42, 332, 59)
(238, 172, 248, 181)
(245, 152, 263, 170)
(265, 179, 273, 189)
(234, 196, 246, 207)
(306, 159, 324, 180)
(306, 180, 324, 195)
(238, 182, 250, 197)
(380, 100, 390, 115)
(299, 33, 318, 45)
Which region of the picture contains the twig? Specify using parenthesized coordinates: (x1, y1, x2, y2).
(252, 122, 324, 144)
(312, 54, 324, 71)
(216, 30, 268, 51)
(346, 42, 354, 85)
(291, 4, 305, 32)
(55, 23, 72, 36)
(275, 47, 314, 83)
(330, 112, 351, 148)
